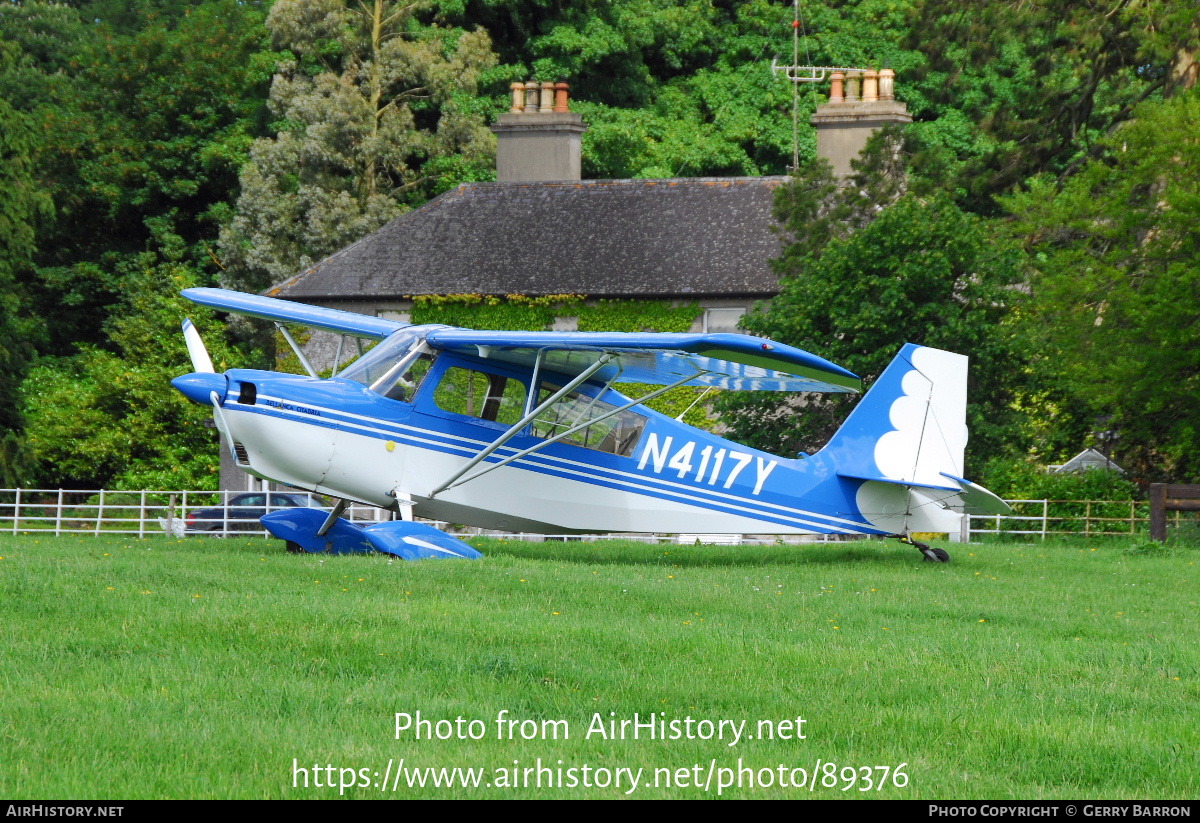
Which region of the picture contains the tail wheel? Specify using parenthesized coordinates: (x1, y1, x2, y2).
(894, 534, 951, 563)
(285, 541, 304, 554)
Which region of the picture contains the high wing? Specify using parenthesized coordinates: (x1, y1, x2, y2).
(182, 288, 861, 393)
(183, 287, 405, 339)
(425, 329, 860, 392)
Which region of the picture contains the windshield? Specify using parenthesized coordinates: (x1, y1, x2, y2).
(338, 328, 426, 387)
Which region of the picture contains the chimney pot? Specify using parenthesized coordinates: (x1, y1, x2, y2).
(510, 82, 525, 113)
(862, 69, 879, 102)
(554, 81, 570, 112)
(540, 81, 555, 113)
(524, 80, 540, 113)
(829, 71, 845, 103)
(844, 70, 861, 103)
(879, 68, 896, 101)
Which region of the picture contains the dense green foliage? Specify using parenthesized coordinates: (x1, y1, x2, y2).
(1, 0, 1198, 488)
(1004, 89, 1200, 482)
(19, 265, 249, 489)
(718, 137, 1026, 471)
(0, 46, 52, 484)
(979, 458, 1138, 503)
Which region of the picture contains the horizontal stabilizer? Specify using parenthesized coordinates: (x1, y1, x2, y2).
(839, 472, 1011, 516)
(936, 473, 1013, 516)
(183, 288, 406, 339)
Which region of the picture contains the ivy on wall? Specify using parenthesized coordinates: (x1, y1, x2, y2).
(410, 294, 584, 330)
(408, 294, 703, 333)
(574, 299, 702, 333)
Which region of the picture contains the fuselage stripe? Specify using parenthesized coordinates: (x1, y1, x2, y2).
(233, 396, 876, 533)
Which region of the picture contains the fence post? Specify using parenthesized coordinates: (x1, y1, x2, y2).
(55, 489, 64, 536)
(138, 490, 147, 539)
(167, 494, 177, 538)
(1150, 483, 1167, 541)
(94, 489, 105, 536)
(1041, 500, 1048, 540)
(12, 488, 19, 534)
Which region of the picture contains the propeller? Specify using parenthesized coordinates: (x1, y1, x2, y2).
(182, 318, 215, 373)
(173, 320, 237, 462)
(173, 319, 227, 408)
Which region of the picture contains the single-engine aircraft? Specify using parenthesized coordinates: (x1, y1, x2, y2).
(172, 288, 1011, 562)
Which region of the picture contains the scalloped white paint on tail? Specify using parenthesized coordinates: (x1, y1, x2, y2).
(873, 346, 967, 486)
(820, 344, 978, 534)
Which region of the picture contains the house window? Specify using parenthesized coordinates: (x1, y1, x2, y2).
(703, 307, 745, 333)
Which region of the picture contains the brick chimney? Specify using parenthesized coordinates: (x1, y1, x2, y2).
(492, 80, 586, 182)
(811, 67, 911, 178)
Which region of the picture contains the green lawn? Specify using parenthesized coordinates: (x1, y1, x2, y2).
(1, 533, 1196, 799)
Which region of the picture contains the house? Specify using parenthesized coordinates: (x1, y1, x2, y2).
(267, 76, 911, 335)
(1049, 448, 1126, 475)
(268, 175, 787, 336)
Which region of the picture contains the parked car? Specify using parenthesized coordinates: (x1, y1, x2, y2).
(184, 492, 330, 534)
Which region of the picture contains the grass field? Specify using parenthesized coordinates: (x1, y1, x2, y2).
(1, 532, 1197, 799)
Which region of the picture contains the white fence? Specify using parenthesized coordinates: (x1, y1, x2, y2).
(0, 488, 395, 538)
(0, 488, 829, 545)
(5, 489, 1181, 544)
(966, 499, 1176, 540)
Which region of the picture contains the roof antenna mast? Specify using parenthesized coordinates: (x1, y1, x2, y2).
(771, 0, 868, 172)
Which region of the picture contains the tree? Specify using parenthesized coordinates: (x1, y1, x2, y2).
(218, 0, 500, 293)
(0, 44, 53, 485)
(19, 263, 248, 490)
(902, 0, 1200, 212)
(0, 0, 276, 354)
(717, 138, 1026, 472)
(1003, 89, 1200, 481)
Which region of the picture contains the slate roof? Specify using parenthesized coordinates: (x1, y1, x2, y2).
(268, 177, 789, 301)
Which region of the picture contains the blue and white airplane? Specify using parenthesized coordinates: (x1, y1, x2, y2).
(172, 288, 1010, 562)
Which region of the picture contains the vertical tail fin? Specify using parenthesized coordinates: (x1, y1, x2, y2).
(821, 343, 968, 486)
(819, 344, 1008, 531)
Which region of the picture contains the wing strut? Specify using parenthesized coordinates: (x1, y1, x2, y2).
(437, 369, 704, 495)
(428, 354, 615, 498)
(330, 335, 346, 377)
(276, 323, 317, 378)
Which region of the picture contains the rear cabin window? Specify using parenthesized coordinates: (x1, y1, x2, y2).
(530, 383, 646, 457)
(433, 366, 527, 425)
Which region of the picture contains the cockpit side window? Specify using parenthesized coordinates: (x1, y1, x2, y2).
(530, 383, 646, 456)
(433, 366, 527, 425)
(383, 354, 433, 403)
